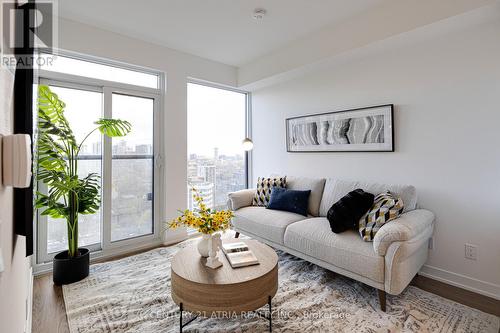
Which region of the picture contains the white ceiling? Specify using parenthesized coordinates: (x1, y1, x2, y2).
(58, 0, 387, 67)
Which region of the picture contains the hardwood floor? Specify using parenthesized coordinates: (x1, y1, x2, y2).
(32, 245, 500, 333)
(32, 274, 69, 333)
(32, 244, 165, 333)
(411, 274, 500, 317)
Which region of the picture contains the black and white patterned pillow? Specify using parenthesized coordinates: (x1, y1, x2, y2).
(252, 176, 287, 207)
(359, 191, 404, 241)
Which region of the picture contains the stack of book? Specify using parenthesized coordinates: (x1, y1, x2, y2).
(222, 242, 259, 268)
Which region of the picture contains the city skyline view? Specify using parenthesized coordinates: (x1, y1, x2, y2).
(187, 83, 247, 210)
(187, 148, 245, 211)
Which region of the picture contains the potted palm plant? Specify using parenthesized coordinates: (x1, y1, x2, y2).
(35, 85, 132, 285)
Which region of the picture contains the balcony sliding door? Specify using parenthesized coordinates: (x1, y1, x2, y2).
(36, 54, 162, 266)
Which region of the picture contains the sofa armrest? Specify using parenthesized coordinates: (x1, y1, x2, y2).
(227, 189, 255, 211)
(373, 209, 435, 256)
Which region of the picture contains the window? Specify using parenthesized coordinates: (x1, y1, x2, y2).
(36, 52, 163, 264)
(38, 53, 158, 88)
(187, 82, 249, 212)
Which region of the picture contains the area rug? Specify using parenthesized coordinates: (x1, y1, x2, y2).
(63, 240, 499, 333)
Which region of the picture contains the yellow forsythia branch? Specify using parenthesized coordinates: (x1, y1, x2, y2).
(166, 187, 234, 234)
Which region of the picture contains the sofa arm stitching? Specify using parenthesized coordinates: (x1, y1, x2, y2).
(385, 241, 402, 293)
(384, 225, 433, 294)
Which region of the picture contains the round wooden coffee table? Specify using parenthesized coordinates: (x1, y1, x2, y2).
(171, 239, 278, 332)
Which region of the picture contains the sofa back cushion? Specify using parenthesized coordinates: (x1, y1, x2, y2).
(319, 179, 417, 217)
(286, 176, 326, 216)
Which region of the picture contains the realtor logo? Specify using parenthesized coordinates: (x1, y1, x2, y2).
(1, 0, 57, 68)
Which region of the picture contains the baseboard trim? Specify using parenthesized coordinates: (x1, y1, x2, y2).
(162, 234, 190, 246)
(34, 240, 165, 276)
(420, 265, 500, 300)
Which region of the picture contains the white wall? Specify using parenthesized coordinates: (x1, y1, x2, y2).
(57, 18, 238, 242)
(0, 71, 31, 332)
(251, 10, 500, 298)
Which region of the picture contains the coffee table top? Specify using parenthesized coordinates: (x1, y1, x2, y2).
(171, 239, 278, 285)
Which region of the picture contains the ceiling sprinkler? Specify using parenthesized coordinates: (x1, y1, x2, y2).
(252, 8, 267, 20)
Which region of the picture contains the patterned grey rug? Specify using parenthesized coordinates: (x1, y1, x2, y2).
(63, 240, 499, 333)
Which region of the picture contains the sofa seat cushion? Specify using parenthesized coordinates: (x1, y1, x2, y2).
(232, 206, 307, 245)
(319, 179, 417, 217)
(284, 217, 384, 283)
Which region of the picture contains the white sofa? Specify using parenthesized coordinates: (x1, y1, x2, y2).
(227, 177, 435, 311)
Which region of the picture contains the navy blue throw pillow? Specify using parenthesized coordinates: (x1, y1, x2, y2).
(327, 189, 374, 234)
(267, 187, 311, 216)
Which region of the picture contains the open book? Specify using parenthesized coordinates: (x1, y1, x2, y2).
(222, 242, 249, 254)
(224, 250, 259, 268)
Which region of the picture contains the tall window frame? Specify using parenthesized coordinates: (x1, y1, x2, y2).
(186, 79, 252, 217)
(35, 50, 165, 267)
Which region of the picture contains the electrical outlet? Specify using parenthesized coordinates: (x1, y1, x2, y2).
(465, 243, 477, 260)
(428, 237, 434, 250)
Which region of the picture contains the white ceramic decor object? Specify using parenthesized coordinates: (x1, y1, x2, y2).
(206, 233, 222, 269)
(2, 134, 31, 188)
(197, 234, 211, 257)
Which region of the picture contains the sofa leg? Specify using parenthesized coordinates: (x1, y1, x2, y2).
(235, 232, 240, 238)
(378, 289, 386, 312)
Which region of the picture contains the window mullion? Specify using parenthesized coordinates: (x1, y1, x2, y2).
(36, 79, 50, 263)
(36, 182, 50, 263)
(246, 93, 252, 189)
(101, 87, 113, 250)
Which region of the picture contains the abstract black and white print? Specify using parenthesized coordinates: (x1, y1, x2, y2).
(286, 105, 393, 152)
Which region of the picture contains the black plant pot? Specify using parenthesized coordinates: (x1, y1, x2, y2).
(53, 248, 90, 285)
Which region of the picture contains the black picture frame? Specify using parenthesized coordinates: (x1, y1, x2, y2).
(285, 104, 394, 153)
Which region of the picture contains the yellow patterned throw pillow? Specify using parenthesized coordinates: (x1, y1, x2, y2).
(359, 191, 404, 241)
(252, 176, 287, 207)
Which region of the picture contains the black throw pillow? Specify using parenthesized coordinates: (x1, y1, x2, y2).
(327, 189, 374, 234)
(267, 187, 311, 216)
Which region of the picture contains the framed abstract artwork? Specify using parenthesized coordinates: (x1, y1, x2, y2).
(286, 104, 394, 152)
